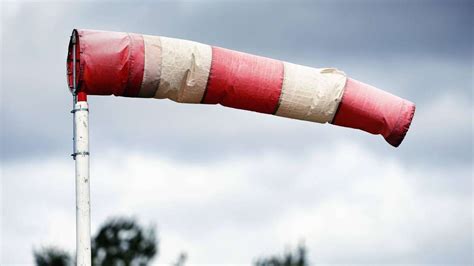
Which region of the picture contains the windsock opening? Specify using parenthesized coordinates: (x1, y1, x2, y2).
(66, 29, 145, 97)
(66, 29, 416, 147)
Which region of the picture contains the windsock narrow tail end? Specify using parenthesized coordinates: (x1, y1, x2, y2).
(384, 99, 416, 147)
(333, 78, 416, 147)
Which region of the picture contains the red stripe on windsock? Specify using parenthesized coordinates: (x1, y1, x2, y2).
(72, 30, 145, 97)
(332, 78, 416, 147)
(203, 47, 284, 114)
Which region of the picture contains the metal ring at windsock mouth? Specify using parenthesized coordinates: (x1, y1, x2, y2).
(67, 29, 81, 95)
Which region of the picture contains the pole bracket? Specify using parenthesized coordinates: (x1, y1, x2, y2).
(71, 107, 89, 113)
(71, 151, 90, 159)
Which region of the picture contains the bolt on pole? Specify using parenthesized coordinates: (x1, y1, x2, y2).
(70, 33, 92, 266)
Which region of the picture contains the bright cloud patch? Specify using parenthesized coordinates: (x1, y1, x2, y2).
(2, 143, 471, 265)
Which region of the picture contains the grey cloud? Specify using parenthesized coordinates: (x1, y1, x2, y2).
(1, 2, 472, 263)
(2, 145, 471, 264)
(1, 1, 472, 165)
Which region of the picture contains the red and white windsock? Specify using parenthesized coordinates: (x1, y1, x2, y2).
(67, 29, 415, 147)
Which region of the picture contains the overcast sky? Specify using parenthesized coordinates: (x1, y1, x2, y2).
(1, 0, 472, 265)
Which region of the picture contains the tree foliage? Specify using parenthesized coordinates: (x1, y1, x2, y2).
(33, 217, 157, 266)
(34, 216, 308, 266)
(33, 247, 71, 266)
(91, 217, 157, 266)
(172, 252, 187, 266)
(254, 244, 308, 266)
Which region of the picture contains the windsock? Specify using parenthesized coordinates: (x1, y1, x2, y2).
(67, 29, 415, 147)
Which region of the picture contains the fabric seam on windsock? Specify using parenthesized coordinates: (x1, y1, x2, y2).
(125, 33, 133, 96)
(124, 33, 135, 97)
(121, 33, 144, 97)
(139, 35, 162, 98)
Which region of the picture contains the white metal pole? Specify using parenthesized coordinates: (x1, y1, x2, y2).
(71, 37, 92, 266)
(73, 100, 91, 266)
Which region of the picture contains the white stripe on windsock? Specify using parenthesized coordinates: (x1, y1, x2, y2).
(275, 62, 347, 123)
(155, 37, 212, 103)
(139, 35, 162, 98)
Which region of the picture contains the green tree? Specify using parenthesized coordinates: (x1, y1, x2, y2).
(33, 247, 71, 266)
(92, 217, 157, 266)
(34, 217, 307, 266)
(254, 244, 308, 266)
(33, 217, 158, 266)
(172, 252, 187, 266)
